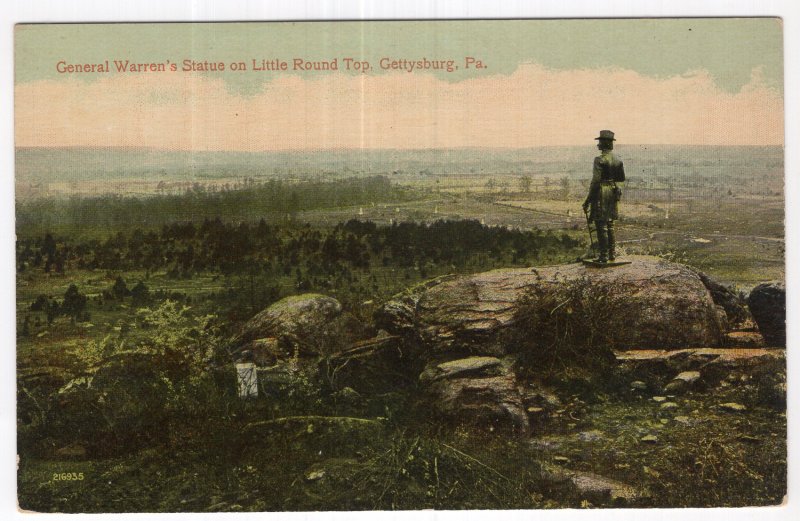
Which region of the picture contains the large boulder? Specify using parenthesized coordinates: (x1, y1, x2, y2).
(376, 256, 726, 358)
(419, 356, 529, 434)
(691, 269, 752, 328)
(235, 293, 343, 357)
(747, 282, 785, 347)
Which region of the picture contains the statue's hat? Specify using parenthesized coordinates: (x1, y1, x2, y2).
(594, 130, 616, 141)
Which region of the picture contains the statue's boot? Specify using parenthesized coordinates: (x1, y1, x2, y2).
(596, 222, 608, 263)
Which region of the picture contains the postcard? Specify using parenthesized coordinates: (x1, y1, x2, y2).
(14, 19, 785, 512)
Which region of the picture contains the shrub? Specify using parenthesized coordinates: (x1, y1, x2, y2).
(52, 300, 227, 455)
(506, 276, 623, 378)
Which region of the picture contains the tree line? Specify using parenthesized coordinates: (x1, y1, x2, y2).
(18, 217, 582, 337)
(16, 175, 416, 237)
(17, 218, 581, 279)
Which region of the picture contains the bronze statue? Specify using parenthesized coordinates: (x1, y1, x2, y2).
(582, 130, 625, 263)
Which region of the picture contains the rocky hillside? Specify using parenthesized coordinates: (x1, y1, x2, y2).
(222, 256, 785, 507)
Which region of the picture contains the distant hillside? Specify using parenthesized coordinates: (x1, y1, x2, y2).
(16, 175, 418, 238)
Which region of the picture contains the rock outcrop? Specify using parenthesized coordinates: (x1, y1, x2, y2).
(419, 356, 529, 434)
(235, 293, 343, 357)
(747, 281, 785, 347)
(539, 464, 644, 504)
(615, 348, 786, 408)
(376, 256, 726, 358)
(692, 269, 751, 328)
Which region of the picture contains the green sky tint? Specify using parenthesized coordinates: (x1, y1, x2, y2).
(15, 19, 783, 94)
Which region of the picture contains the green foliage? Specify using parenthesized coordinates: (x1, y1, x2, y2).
(46, 300, 225, 456)
(18, 426, 549, 512)
(70, 334, 117, 368)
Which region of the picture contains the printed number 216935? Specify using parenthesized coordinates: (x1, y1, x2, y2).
(52, 472, 85, 481)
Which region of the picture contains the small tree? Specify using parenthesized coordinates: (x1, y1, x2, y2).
(519, 176, 532, 194)
(130, 281, 151, 307)
(61, 284, 87, 323)
(30, 295, 48, 312)
(111, 276, 130, 300)
(560, 176, 571, 200)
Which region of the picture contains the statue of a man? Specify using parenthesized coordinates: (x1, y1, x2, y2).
(582, 130, 625, 263)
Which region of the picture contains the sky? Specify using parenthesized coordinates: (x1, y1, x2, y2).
(14, 19, 784, 150)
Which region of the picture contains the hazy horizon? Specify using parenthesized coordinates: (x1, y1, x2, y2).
(15, 144, 784, 198)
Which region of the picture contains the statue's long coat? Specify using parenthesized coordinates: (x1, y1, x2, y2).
(587, 150, 625, 221)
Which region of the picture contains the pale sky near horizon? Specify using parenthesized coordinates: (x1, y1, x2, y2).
(14, 20, 784, 150)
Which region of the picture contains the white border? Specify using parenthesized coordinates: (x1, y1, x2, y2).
(2, 2, 797, 521)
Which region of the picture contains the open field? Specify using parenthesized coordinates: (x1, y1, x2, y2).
(294, 189, 783, 289)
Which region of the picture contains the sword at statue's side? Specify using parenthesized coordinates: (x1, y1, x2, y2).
(582, 205, 596, 259)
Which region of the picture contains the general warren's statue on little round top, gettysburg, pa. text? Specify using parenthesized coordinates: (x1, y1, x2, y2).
(582, 129, 626, 265)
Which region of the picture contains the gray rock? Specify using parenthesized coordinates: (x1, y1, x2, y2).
(664, 370, 701, 393)
(630, 380, 648, 390)
(724, 331, 765, 348)
(248, 337, 282, 365)
(376, 256, 726, 360)
(541, 465, 642, 504)
(640, 434, 658, 443)
(529, 438, 563, 451)
(577, 430, 605, 442)
(674, 370, 701, 384)
(660, 402, 679, 410)
(747, 281, 786, 347)
(55, 443, 86, 458)
(692, 269, 752, 327)
(719, 402, 747, 412)
(663, 381, 684, 393)
(305, 469, 326, 482)
(235, 294, 343, 356)
(419, 356, 504, 383)
(420, 357, 529, 435)
(571, 471, 639, 502)
(522, 389, 563, 409)
(615, 349, 785, 393)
